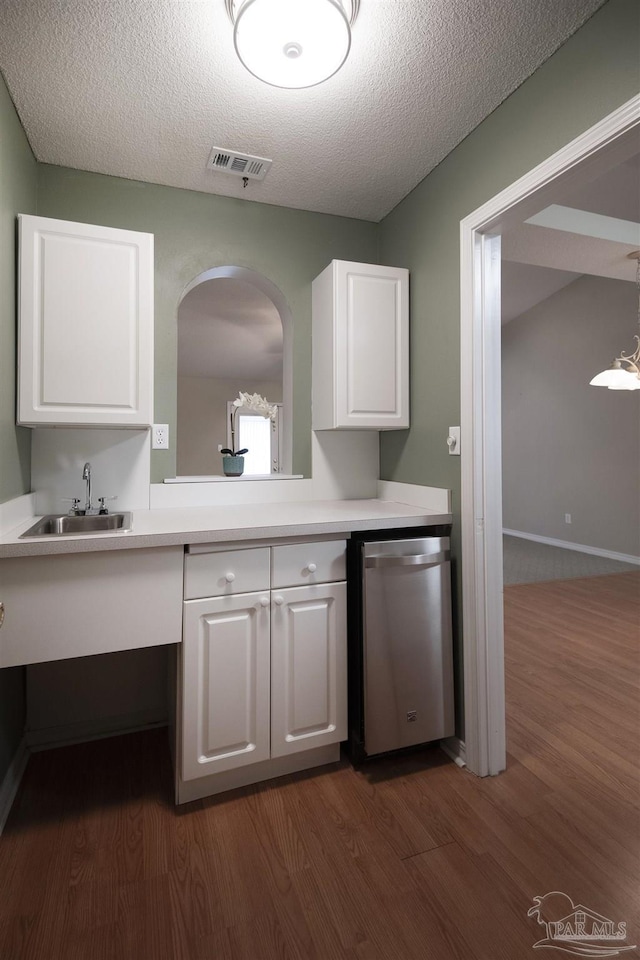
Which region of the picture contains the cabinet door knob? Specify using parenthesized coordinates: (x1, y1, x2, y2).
(0, 601, 4, 628)
(274, 595, 284, 606)
(259, 596, 270, 607)
(225, 572, 236, 583)
(307, 563, 317, 573)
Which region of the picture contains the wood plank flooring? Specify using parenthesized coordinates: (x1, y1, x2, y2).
(1, 571, 638, 960)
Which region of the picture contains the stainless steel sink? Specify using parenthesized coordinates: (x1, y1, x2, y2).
(20, 512, 133, 538)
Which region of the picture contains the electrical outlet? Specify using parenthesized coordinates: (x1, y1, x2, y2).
(565, 513, 572, 524)
(152, 423, 169, 449)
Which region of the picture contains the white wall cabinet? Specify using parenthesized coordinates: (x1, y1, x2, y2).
(312, 259, 409, 430)
(180, 540, 347, 792)
(18, 214, 154, 427)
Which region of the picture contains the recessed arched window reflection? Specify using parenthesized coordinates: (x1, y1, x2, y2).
(176, 268, 292, 477)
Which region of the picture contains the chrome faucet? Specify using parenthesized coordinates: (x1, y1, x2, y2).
(82, 462, 92, 514)
(62, 464, 117, 516)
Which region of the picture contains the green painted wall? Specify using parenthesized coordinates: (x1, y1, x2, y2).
(0, 71, 35, 790)
(36, 166, 379, 480)
(380, 0, 639, 491)
(378, 0, 639, 732)
(0, 75, 36, 502)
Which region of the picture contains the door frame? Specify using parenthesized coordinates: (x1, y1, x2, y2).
(459, 94, 640, 777)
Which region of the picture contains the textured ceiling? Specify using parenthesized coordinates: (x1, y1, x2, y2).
(0, 0, 606, 221)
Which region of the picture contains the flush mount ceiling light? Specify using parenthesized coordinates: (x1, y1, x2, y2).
(225, 0, 359, 89)
(590, 252, 640, 391)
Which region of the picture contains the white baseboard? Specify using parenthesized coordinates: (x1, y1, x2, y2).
(503, 529, 640, 566)
(440, 736, 466, 767)
(0, 737, 29, 836)
(26, 709, 168, 751)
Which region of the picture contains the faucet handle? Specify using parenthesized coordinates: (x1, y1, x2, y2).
(61, 497, 82, 515)
(97, 496, 118, 515)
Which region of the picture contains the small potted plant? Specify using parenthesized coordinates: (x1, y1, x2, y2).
(220, 446, 249, 476)
(221, 392, 278, 477)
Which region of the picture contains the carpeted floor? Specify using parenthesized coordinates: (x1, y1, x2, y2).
(503, 534, 639, 585)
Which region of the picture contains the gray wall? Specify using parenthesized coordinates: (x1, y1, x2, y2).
(0, 72, 35, 787)
(36, 166, 379, 481)
(503, 276, 640, 557)
(177, 375, 282, 476)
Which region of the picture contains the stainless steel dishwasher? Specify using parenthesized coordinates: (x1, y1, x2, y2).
(349, 534, 455, 759)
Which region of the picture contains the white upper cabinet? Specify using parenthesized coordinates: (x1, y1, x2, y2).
(312, 259, 409, 430)
(18, 214, 154, 427)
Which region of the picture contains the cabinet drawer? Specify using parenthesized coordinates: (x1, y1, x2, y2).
(184, 547, 270, 600)
(271, 540, 346, 588)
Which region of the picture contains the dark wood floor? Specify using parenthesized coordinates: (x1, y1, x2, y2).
(1, 571, 638, 960)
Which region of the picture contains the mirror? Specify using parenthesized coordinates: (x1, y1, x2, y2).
(176, 267, 293, 478)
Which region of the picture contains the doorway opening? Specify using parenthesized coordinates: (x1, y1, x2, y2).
(459, 94, 640, 777)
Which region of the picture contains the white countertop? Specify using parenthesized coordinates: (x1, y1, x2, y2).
(0, 499, 452, 559)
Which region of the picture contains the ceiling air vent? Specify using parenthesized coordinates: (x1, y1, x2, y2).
(207, 147, 272, 181)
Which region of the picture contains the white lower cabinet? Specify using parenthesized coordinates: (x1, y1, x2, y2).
(179, 540, 347, 799)
(270, 583, 346, 758)
(181, 591, 271, 781)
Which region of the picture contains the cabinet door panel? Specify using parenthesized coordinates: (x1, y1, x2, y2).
(337, 263, 408, 427)
(182, 592, 270, 780)
(271, 582, 347, 758)
(18, 214, 153, 426)
(346, 273, 400, 416)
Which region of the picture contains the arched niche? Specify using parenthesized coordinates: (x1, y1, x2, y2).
(176, 265, 293, 476)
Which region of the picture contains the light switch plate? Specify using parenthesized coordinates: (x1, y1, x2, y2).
(152, 423, 169, 449)
(447, 426, 461, 455)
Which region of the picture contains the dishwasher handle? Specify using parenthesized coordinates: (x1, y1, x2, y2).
(364, 550, 450, 569)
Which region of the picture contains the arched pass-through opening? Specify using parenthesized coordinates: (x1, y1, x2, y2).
(178, 265, 294, 476)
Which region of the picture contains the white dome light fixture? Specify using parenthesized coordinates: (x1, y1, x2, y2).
(226, 0, 359, 89)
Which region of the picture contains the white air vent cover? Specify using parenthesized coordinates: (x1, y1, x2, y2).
(207, 147, 272, 181)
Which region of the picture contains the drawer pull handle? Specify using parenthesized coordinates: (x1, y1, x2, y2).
(274, 595, 284, 606)
(259, 596, 270, 607)
(307, 563, 317, 573)
(0, 602, 4, 628)
(225, 572, 236, 583)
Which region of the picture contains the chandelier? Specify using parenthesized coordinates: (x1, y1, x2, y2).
(590, 251, 640, 391)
